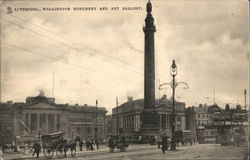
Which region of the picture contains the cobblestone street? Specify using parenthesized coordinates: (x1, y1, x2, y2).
(2, 144, 248, 160)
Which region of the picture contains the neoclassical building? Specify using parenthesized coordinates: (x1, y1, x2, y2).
(0, 91, 107, 146)
(110, 96, 186, 138)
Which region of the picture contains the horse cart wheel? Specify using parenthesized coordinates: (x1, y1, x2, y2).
(56, 143, 65, 159)
(43, 148, 54, 159)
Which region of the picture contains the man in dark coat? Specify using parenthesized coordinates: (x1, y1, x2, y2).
(32, 142, 41, 158)
(108, 137, 115, 152)
(86, 139, 90, 151)
(161, 134, 168, 154)
(90, 139, 94, 151)
(79, 140, 83, 151)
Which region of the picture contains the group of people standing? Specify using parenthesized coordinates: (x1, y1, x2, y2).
(79, 138, 99, 151)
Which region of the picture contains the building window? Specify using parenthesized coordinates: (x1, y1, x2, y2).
(176, 125, 181, 131)
(177, 116, 181, 121)
(77, 127, 80, 134)
(87, 127, 91, 134)
(206, 131, 209, 136)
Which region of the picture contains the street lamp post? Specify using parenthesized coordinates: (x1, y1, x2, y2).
(170, 59, 177, 151)
(95, 100, 98, 141)
(159, 59, 188, 151)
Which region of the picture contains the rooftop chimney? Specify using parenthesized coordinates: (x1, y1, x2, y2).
(127, 96, 133, 102)
(236, 104, 241, 110)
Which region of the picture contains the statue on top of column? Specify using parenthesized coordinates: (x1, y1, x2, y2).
(146, 0, 152, 13)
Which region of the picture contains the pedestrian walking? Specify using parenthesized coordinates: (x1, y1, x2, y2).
(138, 136, 142, 144)
(161, 133, 168, 154)
(108, 137, 115, 153)
(90, 139, 94, 151)
(79, 140, 83, 151)
(86, 139, 90, 151)
(95, 139, 99, 150)
(32, 142, 41, 158)
(157, 136, 161, 149)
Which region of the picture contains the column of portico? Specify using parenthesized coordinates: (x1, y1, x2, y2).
(133, 115, 136, 131)
(28, 113, 31, 131)
(22, 112, 26, 132)
(37, 113, 40, 130)
(159, 114, 162, 131)
(166, 114, 168, 131)
(54, 114, 57, 132)
(45, 114, 49, 134)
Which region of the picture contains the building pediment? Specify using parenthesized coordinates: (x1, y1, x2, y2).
(24, 102, 62, 110)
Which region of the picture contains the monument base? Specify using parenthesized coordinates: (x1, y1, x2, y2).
(140, 108, 159, 135)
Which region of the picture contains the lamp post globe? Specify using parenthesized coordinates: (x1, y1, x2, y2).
(170, 59, 177, 76)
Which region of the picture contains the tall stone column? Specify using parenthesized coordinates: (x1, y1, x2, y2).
(140, 1, 158, 134)
(144, 1, 156, 110)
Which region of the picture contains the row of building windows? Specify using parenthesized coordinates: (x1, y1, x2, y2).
(196, 120, 209, 126)
(197, 114, 209, 119)
(205, 130, 217, 136)
(75, 127, 102, 135)
(116, 115, 141, 132)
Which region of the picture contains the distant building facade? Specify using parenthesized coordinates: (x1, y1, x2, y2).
(110, 96, 186, 140)
(0, 91, 107, 146)
(186, 104, 210, 143)
(206, 104, 248, 144)
(186, 103, 248, 144)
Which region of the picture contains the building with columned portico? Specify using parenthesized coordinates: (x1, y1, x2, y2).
(110, 96, 186, 140)
(0, 91, 107, 146)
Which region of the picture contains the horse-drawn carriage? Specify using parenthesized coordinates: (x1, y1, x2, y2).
(108, 136, 129, 152)
(41, 132, 76, 159)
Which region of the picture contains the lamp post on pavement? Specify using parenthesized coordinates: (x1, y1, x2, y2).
(170, 59, 177, 151)
(159, 60, 188, 151)
(95, 100, 98, 141)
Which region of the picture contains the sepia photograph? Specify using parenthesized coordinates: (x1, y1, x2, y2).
(0, 0, 249, 159)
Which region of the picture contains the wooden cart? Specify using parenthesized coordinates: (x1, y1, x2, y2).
(41, 132, 75, 159)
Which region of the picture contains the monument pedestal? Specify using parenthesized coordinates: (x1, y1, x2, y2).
(140, 108, 159, 135)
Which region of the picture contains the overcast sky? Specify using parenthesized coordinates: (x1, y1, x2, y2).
(1, 0, 249, 114)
